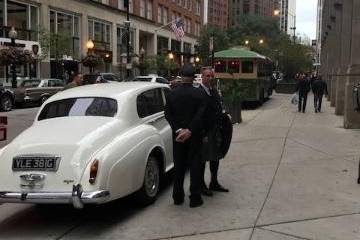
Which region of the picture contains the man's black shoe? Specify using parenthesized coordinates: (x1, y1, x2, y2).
(173, 199, 184, 205)
(189, 198, 203, 208)
(209, 183, 229, 192)
(201, 187, 213, 197)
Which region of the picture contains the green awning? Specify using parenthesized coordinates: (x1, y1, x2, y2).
(214, 48, 267, 60)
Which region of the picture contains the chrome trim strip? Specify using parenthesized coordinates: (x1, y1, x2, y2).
(0, 190, 110, 208)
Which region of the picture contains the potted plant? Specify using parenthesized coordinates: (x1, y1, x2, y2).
(82, 53, 102, 73)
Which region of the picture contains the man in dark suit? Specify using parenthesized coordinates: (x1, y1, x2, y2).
(295, 73, 311, 113)
(165, 64, 207, 208)
(199, 69, 229, 197)
(312, 76, 328, 113)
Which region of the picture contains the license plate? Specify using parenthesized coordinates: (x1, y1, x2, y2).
(12, 155, 60, 171)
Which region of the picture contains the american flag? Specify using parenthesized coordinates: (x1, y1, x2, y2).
(171, 18, 185, 40)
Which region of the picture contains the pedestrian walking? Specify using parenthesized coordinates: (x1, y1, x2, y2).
(199, 69, 229, 197)
(312, 76, 328, 113)
(164, 64, 207, 208)
(295, 73, 311, 113)
(64, 73, 83, 90)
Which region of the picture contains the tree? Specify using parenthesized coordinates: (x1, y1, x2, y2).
(197, 25, 229, 66)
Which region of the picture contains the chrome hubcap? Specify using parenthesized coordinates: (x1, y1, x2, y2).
(144, 160, 159, 197)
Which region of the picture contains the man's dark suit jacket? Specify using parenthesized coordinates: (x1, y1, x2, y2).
(312, 79, 328, 96)
(295, 79, 311, 96)
(165, 83, 207, 137)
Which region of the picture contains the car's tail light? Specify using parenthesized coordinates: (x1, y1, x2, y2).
(89, 160, 99, 184)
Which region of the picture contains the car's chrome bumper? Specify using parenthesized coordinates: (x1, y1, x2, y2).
(0, 184, 110, 209)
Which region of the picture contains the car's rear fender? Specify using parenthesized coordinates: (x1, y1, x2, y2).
(79, 125, 166, 201)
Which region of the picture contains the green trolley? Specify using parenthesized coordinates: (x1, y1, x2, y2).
(214, 48, 274, 104)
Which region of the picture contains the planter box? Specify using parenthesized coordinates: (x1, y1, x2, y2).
(223, 99, 242, 124)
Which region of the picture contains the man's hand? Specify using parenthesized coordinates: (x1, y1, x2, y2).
(176, 129, 192, 143)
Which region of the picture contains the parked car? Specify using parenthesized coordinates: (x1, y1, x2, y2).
(133, 75, 169, 84)
(83, 73, 122, 85)
(0, 82, 173, 208)
(14, 79, 65, 106)
(0, 86, 15, 111)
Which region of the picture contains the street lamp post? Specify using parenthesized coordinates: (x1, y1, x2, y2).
(140, 47, 145, 75)
(86, 39, 95, 73)
(9, 27, 18, 88)
(125, 0, 131, 79)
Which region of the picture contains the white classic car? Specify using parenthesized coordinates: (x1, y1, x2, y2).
(0, 82, 174, 208)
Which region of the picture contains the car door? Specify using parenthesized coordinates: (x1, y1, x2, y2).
(50, 79, 65, 94)
(137, 88, 173, 170)
(26, 80, 44, 102)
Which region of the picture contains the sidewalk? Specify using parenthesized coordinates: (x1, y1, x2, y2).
(36, 94, 360, 239)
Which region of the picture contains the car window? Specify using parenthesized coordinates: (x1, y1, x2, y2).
(38, 97, 118, 121)
(39, 80, 48, 87)
(48, 80, 56, 87)
(22, 80, 41, 88)
(51, 80, 65, 87)
(137, 88, 165, 118)
(156, 78, 169, 84)
(102, 74, 114, 81)
(133, 77, 152, 82)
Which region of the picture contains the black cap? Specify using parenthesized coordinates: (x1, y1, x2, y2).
(179, 64, 195, 78)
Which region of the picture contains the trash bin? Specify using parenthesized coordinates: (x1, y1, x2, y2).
(353, 83, 360, 112)
(223, 98, 242, 124)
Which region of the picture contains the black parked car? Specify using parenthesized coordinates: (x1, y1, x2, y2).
(0, 86, 15, 112)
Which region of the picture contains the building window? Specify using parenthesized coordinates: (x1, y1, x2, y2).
(196, 0, 201, 15)
(243, 0, 250, 15)
(0, 0, 39, 41)
(88, 19, 112, 51)
(147, 0, 153, 20)
(118, 0, 133, 13)
(163, 7, 168, 24)
(157, 5, 162, 23)
(140, 0, 146, 17)
(49, 10, 80, 60)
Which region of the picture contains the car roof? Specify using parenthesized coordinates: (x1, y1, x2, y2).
(49, 82, 168, 102)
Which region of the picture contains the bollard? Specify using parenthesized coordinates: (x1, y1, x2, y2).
(0, 116, 7, 141)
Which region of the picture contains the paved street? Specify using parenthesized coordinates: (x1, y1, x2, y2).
(0, 94, 359, 240)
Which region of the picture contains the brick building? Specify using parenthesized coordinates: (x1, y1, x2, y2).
(207, 0, 228, 29)
(0, 0, 204, 81)
(229, 0, 277, 26)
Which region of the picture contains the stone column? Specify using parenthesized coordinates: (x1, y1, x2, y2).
(336, 0, 351, 115)
(328, 1, 337, 107)
(331, 1, 342, 111)
(151, 32, 158, 56)
(344, 0, 360, 129)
